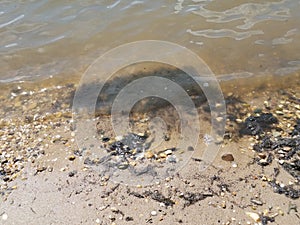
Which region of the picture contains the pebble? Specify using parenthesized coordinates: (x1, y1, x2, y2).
(165, 149, 173, 155)
(117, 162, 129, 170)
(231, 162, 238, 168)
(68, 155, 76, 161)
(245, 212, 260, 222)
(187, 146, 194, 151)
(221, 201, 226, 209)
(151, 211, 157, 216)
(144, 151, 154, 159)
(250, 199, 263, 206)
(221, 153, 234, 162)
(216, 117, 223, 122)
(2, 213, 8, 221)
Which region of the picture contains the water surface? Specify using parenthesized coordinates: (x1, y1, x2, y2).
(1, 0, 300, 85)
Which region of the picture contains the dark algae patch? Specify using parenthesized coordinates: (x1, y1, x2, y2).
(179, 192, 212, 207)
(144, 190, 175, 207)
(239, 113, 278, 136)
(238, 93, 300, 200)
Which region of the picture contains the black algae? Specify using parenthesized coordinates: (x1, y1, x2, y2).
(239, 113, 278, 136)
(144, 190, 175, 206)
(179, 192, 209, 207)
(260, 215, 275, 225)
(268, 179, 300, 199)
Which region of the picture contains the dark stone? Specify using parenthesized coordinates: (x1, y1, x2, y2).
(221, 153, 234, 162)
(187, 146, 194, 151)
(68, 170, 77, 177)
(102, 137, 110, 142)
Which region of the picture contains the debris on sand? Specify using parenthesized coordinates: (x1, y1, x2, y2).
(179, 192, 213, 207)
(239, 113, 278, 136)
(268, 179, 300, 199)
(144, 190, 175, 207)
(239, 102, 300, 199)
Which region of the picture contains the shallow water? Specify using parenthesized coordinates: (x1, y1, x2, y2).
(1, 0, 300, 86)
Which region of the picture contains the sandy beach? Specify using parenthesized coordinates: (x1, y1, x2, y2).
(0, 70, 299, 225)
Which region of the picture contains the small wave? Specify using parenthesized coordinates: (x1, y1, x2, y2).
(187, 28, 263, 40)
(192, 1, 290, 30)
(0, 14, 24, 29)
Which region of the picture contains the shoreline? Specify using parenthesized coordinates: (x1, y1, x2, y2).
(0, 70, 299, 224)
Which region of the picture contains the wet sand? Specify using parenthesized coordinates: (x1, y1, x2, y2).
(0, 72, 300, 225)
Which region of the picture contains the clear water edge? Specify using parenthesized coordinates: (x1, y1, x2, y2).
(1, 0, 300, 92)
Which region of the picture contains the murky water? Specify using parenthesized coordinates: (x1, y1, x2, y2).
(1, 0, 300, 85)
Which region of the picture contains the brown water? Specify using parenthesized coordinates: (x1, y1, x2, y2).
(1, 0, 300, 86)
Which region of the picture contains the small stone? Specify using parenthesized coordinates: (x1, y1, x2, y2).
(264, 101, 270, 108)
(115, 136, 123, 141)
(221, 153, 234, 162)
(272, 131, 281, 137)
(159, 153, 167, 158)
(231, 162, 238, 168)
(236, 118, 243, 123)
(187, 146, 194, 151)
(2, 213, 8, 221)
(145, 151, 154, 159)
(102, 137, 110, 142)
(68, 170, 77, 177)
(278, 104, 284, 109)
(245, 212, 260, 222)
(216, 117, 223, 122)
(278, 209, 284, 216)
(165, 149, 173, 155)
(129, 161, 137, 166)
(221, 201, 226, 209)
(250, 199, 263, 206)
(118, 162, 129, 170)
(151, 211, 157, 216)
(68, 155, 76, 161)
